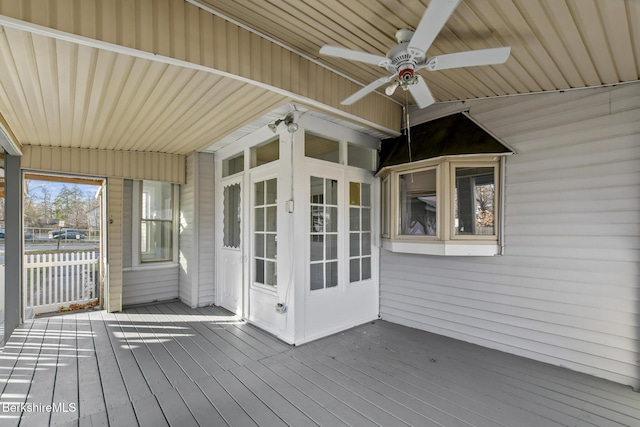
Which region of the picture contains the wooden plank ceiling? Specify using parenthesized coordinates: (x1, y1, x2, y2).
(0, 25, 290, 155)
(195, 0, 639, 103)
(0, 0, 638, 156)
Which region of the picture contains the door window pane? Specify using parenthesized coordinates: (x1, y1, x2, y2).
(223, 183, 241, 248)
(251, 138, 279, 167)
(305, 133, 340, 163)
(347, 144, 376, 171)
(222, 153, 244, 177)
(349, 181, 372, 283)
(310, 176, 339, 291)
(254, 178, 277, 287)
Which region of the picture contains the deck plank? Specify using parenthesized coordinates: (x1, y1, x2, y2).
(99, 311, 154, 403)
(195, 375, 259, 427)
(174, 377, 229, 427)
(129, 306, 209, 383)
(16, 318, 61, 427)
(267, 352, 423, 427)
(75, 313, 108, 421)
(86, 311, 136, 423)
(229, 364, 321, 427)
(112, 311, 174, 395)
(245, 360, 350, 427)
(49, 315, 80, 426)
(167, 304, 266, 361)
(154, 387, 199, 427)
(143, 304, 227, 377)
(1, 301, 638, 427)
(291, 348, 504, 427)
(215, 369, 289, 427)
(162, 303, 253, 367)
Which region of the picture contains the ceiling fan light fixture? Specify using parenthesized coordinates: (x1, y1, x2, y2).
(385, 82, 398, 96)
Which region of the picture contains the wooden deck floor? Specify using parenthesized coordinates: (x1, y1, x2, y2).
(0, 302, 638, 426)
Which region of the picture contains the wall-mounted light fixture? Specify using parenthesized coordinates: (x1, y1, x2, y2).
(268, 112, 299, 133)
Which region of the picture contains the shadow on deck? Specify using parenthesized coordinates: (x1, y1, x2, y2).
(0, 301, 638, 426)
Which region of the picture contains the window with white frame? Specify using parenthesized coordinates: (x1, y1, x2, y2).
(379, 156, 502, 256)
(140, 180, 174, 263)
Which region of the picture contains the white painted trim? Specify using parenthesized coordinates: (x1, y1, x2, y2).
(0, 120, 21, 156)
(382, 240, 500, 256)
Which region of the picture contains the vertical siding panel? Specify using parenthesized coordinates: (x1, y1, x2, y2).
(118, 0, 136, 48)
(179, 153, 195, 306)
(121, 180, 133, 269)
(107, 177, 123, 312)
(200, 10, 214, 69)
(169, 0, 186, 61)
(20, 145, 186, 183)
(79, 0, 97, 40)
(382, 84, 640, 388)
(212, 15, 227, 71)
(197, 152, 215, 306)
(135, 0, 154, 53)
(185, 3, 200, 65)
(99, 0, 117, 45)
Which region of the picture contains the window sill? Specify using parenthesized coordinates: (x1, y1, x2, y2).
(124, 262, 179, 272)
(382, 239, 500, 256)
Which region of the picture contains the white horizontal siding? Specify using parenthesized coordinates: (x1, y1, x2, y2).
(382, 83, 640, 388)
(178, 152, 215, 308)
(122, 267, 179, 306)
(179, 153, 196, 306)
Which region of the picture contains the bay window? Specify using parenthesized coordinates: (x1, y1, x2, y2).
(380, 156, 503, 256)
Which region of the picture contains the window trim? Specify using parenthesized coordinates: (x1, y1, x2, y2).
(131, 180, 179, 268)
(379, 155, 504, 256)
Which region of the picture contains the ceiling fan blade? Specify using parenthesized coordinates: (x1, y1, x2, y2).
(341, 75, 395, 105)
(320, 45, 390, 67)
(408, 76, 435, 109)
(423, 47, 511, 71)
(408, 0, 461, 59)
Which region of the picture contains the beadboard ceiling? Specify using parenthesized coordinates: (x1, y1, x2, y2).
(195, 0, 639, 102)
(0, 0, 638, 155)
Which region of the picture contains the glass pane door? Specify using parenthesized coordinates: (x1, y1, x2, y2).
(254, 178, 277, 287)
(349, 182, 372, 283)
(310, 176, 338, 290)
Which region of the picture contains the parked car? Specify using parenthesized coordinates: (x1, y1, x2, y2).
(0, 230, 34, 239)
(48, 229, 85, 240)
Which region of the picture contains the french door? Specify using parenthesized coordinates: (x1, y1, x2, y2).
(304, 165, 378, 341)
(219, 177, 243, 314)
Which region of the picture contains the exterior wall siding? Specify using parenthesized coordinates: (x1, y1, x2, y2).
(179, 152, 215, 308)
(123, 267, 180, 306)
(21, 145, 186, 184)
(179, 153, 196, 306)
(197, 152, 216, 306)
(106, 177, 123, 312)
(382, 83, 640, 388)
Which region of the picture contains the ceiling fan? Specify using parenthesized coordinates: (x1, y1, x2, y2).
(319, 0, 511, 108)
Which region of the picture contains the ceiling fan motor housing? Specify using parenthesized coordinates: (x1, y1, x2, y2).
(398, 68, 415, 83)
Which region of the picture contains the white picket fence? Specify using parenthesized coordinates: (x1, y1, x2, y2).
(24, 251, 99, 314)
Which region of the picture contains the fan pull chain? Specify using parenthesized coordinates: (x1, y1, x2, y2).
(405, 90, 414, 183)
